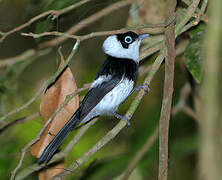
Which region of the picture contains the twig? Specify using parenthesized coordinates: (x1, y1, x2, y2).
(180, 0, 208, 35)
(0, 12, 173, 72)
(181, 0, 208, 23)
(15, 118, 98, 180)
(2, 15, 174, 70)
(9, 41, 80, 180)
(0, 0, 92, 43)
(121, 127, 159, 180)
(39, 0, 134, 48)
(50, 0, 93, 20)
(172, 83, 199, 123)
(22, 13, 176, 40)
(172, 83, 190, 113)
(22, 24, 167, 42)
(0, 83, 90, 134)
(0, 41, 80, 123)
(183, 105, 199, 122)
(158, 22, 175, 180)
(0, 49, 51, 68)
(21, 31, 80, 41)
(175, 0, 201, 37)
(0, 112, 40, 134)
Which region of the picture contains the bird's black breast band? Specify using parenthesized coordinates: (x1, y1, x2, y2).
(95, 55, 138, 82)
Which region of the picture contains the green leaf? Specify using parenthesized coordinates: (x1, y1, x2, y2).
(184, 31, 204, 83)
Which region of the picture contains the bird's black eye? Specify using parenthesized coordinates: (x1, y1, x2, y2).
(124, 36, 133, 44)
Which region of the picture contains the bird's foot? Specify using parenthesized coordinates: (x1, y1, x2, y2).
(112, 112, 130, 126)
(135, 83, 150, 93)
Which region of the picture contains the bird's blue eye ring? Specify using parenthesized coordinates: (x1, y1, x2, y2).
(124, 36, 133, 44)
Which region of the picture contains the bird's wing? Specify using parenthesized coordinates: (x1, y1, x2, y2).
(79, 73, 122, 119)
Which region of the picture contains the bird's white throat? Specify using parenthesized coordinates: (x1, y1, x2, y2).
(103, 35, 141, 62)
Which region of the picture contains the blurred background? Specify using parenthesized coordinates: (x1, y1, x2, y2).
(0, 0, 220, 180)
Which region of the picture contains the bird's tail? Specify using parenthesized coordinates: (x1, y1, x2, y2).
(38, 111, 80, 164)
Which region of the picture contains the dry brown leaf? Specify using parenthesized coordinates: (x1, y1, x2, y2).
(31, 53, 79, 156)
(30, 52, 79, 179)
(38, 163, 64, 179)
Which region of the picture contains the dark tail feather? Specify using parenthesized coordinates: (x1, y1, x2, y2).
(38, 111, 80, 164)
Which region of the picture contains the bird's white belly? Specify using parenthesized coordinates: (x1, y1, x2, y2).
(82, 78, 134, 123)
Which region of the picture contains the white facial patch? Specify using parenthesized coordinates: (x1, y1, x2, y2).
(103, 35, 141, 62)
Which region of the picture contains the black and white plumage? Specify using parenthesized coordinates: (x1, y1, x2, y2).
(38, 31, 149, 164)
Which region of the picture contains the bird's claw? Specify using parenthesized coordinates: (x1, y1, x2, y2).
(112, 112, 130, 126)
(135, 83, 150, 94)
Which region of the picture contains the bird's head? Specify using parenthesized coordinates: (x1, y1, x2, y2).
(103, 31, 149, 62)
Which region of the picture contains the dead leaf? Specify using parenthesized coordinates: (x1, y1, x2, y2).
(31, 52, 79, 179)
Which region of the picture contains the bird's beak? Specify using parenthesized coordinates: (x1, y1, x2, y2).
(137, 34, 149, 40)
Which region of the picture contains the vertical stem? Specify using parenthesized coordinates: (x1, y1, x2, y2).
(158, 22, 175, 180)
(199, 0, 222, 179)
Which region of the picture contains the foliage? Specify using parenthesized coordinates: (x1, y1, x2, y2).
(184, 29, 204, 83)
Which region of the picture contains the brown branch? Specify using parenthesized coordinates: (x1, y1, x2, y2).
(21, 13, 176, 41)
(175, 0, 201, 37)
(0, 49, 51, 68)
(38, 0, 134, 48)
(0, 0, 92, 43)
(21, 31, 80, 41)
(22, 27, 163, 42)
(50, 0, 93, 20)
(0, 112, 40, 134)
(182, 0, 208, 23)
(121, 127, 159, 180)
(0, 83, 90, 135)
(158, 22, 175, 180)
(180, 0, 208, 35)
(172, 83, 200, 123)
(183, 105, 199, 122)
(0, 13, 175, 70)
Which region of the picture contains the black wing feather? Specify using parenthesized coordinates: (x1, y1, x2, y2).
(79, 74, 122, 118)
